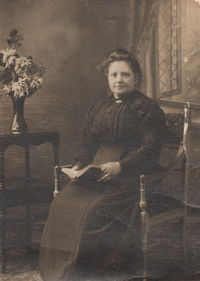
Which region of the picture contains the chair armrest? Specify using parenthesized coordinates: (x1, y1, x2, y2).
(54, 165, 60, 197)
(59, 164, 73, 169)
(53, 164, 72, 197)
(141, 145, 185, 184)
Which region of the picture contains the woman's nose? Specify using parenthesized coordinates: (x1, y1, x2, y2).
(115, 73, 123, 82)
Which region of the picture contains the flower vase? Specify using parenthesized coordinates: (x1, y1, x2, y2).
(10, 95, 27, 133)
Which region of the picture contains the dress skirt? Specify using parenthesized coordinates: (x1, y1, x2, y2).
(39, 145, 141, 281)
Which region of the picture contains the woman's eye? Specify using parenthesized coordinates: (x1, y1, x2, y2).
(111, 73, 117, 77)
(122, 72, 130, 77)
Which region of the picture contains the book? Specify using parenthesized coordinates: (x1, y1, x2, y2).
(61, 164, 102, 183)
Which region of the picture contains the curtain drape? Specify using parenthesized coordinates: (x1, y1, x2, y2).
(127, 0, 161, 99)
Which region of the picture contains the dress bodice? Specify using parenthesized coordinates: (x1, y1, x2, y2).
(74, 91, 166, 173)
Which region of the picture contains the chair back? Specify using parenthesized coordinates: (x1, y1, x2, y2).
(165, 112, 184, 144)
(159, 102, 191, 167)
(183, 102, 192, 206)
(139, 103, 192, 280)
(156, 102, 191, 201)
(159, 112, 184, 169)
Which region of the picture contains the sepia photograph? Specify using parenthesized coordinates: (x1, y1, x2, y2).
(0, 1, 200, 280)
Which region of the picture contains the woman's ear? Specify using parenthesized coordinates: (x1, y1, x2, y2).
(135, 72, 141, 86)
(134, 75, 138, 85)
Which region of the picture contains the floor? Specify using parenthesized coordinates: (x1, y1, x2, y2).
(1, 178, 200, 281)
(1, 248, 42, 281)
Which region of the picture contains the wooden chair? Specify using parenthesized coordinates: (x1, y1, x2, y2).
(136, 102, 191, 281)
(53, 102, 192, 281)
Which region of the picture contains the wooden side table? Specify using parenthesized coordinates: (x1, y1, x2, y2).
(0, 130, 59, 273)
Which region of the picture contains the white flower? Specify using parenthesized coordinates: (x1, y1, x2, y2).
(14, 57, 31, 74)
(0, 45, 45, 99)
(3, 84, 12, 94)
(20, 72, 31, 82)
(11, 78, 30, 98)
(38, 77, 43, 84)
(1, 48, 16, 64)
(5, 55, 17, 68)
(30, 77, 42, 90)
(19, 57, 31, 68)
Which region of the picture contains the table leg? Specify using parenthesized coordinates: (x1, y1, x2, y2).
(25, 145, 31, 251)
(0, 150, 6, 273)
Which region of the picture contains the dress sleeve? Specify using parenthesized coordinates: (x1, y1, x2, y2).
(73, 105, 99, 167)
(119, 102, 166, 173)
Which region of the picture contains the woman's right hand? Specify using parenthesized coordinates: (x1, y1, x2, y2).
(98, 161, 121, 182)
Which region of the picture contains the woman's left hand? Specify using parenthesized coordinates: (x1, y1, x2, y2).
(98, 162, 121, 182)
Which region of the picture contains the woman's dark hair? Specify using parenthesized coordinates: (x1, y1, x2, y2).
(99, 49, 142, 87)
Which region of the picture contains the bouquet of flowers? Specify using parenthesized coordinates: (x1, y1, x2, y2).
(0, 29, 45, 99)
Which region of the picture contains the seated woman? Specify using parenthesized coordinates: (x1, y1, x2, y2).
(39, 49, 166, 281)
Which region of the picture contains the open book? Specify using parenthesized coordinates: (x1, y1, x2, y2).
(61, 164, 102, 183)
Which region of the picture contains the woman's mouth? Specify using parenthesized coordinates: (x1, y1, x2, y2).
(115, 85, 126, 89)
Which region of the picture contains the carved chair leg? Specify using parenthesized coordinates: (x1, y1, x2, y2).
(139, 175, 149, 281)
(183, 208, 189, 267)
(54, 166, 60, 197)
(141, 212, 148, 281)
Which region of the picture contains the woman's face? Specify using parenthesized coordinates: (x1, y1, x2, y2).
(107, 61, 136, 98)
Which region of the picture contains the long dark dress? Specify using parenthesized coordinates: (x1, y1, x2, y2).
(39, 91, 166, 281)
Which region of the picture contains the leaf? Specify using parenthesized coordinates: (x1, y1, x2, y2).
(9, 29, 18, 38)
